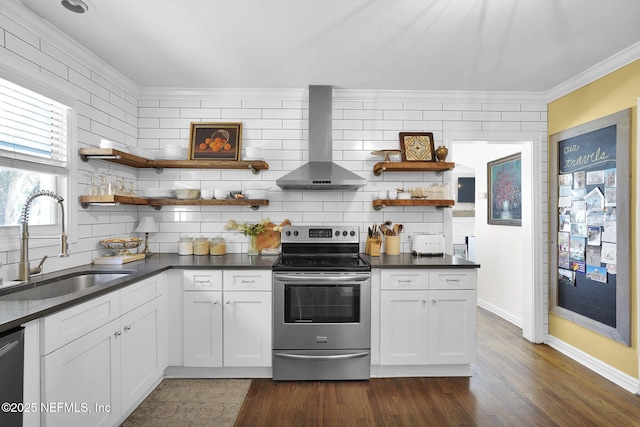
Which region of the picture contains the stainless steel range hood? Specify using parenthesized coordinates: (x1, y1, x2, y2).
(276, 86, 366, 191)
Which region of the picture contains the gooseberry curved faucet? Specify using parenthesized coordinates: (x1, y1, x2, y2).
(18, 190, 69, 281)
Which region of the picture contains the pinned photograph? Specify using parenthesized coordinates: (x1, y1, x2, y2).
(587, 226, 601, 246)
(601, 242, 616, 264)
(569, 236, 586, 261)
(559, 214, 571, 232)
(586, 246, 601, 266)
(586, 170, 604, 185)
(573, 171, 586, 189)
(604, 168, 616, 187)
(586, 265, 607, 284)
(569, 260, 586, 273)
(586, 210, 605, 226)
(602, 223, 616, 243)
(585, 187, 604, 210)
(558, 173, 573, 186)
(570, 223, 587, 237)
(558, 268, 576, 286)
(604, 187, 616, 207)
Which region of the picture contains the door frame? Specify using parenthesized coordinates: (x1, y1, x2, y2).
(446, 131, 545, 343)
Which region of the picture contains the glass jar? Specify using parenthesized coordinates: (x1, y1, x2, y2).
(210, 237, 226, 256)
(193, 237, 210, 256)
(178, 237, 194, 256)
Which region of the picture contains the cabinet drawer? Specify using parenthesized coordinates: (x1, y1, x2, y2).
(381, 269, 429, 290)
(223, 269, 271, 291)
(42, 292, 120, 355)
(429, 269, 476, 290)
(183, 270, 222, 291)
(120, 275, 162, 314)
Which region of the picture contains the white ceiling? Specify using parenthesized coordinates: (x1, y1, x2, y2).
(16, 0, 640, 92)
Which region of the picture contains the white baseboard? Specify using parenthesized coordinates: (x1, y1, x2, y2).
(477, 299, 523, 329)
(546, 335, 639, 395)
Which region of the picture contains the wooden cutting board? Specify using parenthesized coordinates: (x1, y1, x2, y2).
(256, 219, 290, 252)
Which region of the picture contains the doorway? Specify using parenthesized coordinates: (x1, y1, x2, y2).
(447, 132, 545, 343)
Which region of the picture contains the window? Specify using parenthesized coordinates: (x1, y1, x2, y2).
(0, 76, 71, 246)
(0, 78, 69, 226)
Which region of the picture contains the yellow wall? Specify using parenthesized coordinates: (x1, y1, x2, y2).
(548, 60, 639, 378)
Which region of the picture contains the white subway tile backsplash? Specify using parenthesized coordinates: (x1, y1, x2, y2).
(0, 13, 548, 288)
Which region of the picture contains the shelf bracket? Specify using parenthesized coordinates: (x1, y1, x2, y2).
(153, 167, 164, 174)
(250, 204, 260, 210)
(249, 164, 260, 175)
(373, 204, 384, 211)
(80, 154, 122, 163)
(149, 205, 162, 210)
(80, 202, 120, 209)
(373, 167, 385, 177)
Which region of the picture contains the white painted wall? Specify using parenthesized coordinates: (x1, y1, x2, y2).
(453, 143, 525, 326)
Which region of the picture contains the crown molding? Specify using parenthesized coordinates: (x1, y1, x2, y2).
(138, 87, 306, 100)
(1, 0, 141, 98)
(545, 41, 640, 102)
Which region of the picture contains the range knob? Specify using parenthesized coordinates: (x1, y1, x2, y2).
(342, 230, 348, 236)
(350, 230, 356, 236)
(285, 230, 291, 236)
(293, 230, 299, 236)
(335, 231, 340, 237)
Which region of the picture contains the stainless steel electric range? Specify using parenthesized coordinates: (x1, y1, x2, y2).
(272, 225, 371, 381)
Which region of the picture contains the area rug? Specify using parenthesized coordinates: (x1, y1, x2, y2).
(120, 378, 251, 427)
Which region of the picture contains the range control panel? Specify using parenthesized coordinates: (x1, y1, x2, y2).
(281, 225, 359, 243)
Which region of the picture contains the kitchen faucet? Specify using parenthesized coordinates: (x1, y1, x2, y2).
(18, 190, 69, 282)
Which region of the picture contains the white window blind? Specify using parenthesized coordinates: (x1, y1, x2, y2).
(0, 78, 69, 172)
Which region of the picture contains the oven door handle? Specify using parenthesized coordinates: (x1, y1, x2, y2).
(274, 274, 370, 283)
(274, 351, 369, 361)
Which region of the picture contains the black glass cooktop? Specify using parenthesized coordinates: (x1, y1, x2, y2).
(272, 254, 371, 272)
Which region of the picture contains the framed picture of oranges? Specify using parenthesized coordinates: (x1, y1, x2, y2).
(188, 122, 242, 161)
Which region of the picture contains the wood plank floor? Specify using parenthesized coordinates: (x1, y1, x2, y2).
(235, 308, 640, 426)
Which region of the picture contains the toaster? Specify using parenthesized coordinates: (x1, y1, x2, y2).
(411, 234, 445, 257)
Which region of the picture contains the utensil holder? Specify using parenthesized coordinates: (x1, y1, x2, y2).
(369, 238, 381, 256)
(385, 235, 400, 255)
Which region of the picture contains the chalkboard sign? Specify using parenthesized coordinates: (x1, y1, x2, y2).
(549, 109, 630, 346)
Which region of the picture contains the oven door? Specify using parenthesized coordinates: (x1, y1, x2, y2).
(273, 272, 371, 350)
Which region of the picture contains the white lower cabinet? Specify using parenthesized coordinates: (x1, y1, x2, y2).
(380, 290, 429, 365)
(40, 275, 166, 427)
(223, 290, 271, 367)
(183, 291, 223, 367)
(183, 269, 271, 369)
(378, 268, 477, 372)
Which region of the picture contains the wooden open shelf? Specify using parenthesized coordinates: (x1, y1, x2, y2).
(79, 148, 269, 174)
(80, 195, 268, 210)
(372, 199, 455, 210)
(373, 161, 455, 176)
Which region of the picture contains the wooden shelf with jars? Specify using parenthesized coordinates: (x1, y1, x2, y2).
(372, 161, 455, 176)
(372, 199, 455, 211)
(80, 195, 268, 211)
(79, 148, 269, 175)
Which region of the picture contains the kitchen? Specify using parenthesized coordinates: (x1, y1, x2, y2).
(1, 0, 640, 426)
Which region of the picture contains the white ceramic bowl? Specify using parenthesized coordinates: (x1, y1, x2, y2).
(142, 188, 175, 198)
(213, 189, 229, 199)
(243, 188, 269, 199)
(200, 190, 214, 199)
(175, 189, 201, 199)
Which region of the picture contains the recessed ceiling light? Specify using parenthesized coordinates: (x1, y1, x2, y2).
(61, 0, 89, 14)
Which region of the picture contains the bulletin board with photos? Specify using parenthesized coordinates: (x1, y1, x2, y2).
(549, 108, 631, 346)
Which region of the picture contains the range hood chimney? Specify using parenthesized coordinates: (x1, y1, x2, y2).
(276, 85, 367, 191)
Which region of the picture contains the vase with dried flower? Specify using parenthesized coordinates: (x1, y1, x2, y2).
(224, 218, 283, 255)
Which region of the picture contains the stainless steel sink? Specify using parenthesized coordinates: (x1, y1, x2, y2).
(0, 270, 135, 301)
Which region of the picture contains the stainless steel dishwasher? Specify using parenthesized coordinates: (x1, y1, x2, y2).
(0, 327, 24, 427)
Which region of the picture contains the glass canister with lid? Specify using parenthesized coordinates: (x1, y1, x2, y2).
(178, 237, 194, 256)
(210, 237, 227, 256)
(193, 236, 210, 256)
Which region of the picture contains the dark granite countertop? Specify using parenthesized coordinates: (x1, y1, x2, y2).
(0, 252, 478, 333)
(363, 253, 480, 268)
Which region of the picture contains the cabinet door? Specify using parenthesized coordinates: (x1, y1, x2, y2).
(120, 296, 165, 410)
(183, 291, 223, 367)
(42, 320, 121, 427)
(428, 289, 477, 364)
(223, 291, 271, 367)
(379, 290, 429, 365)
